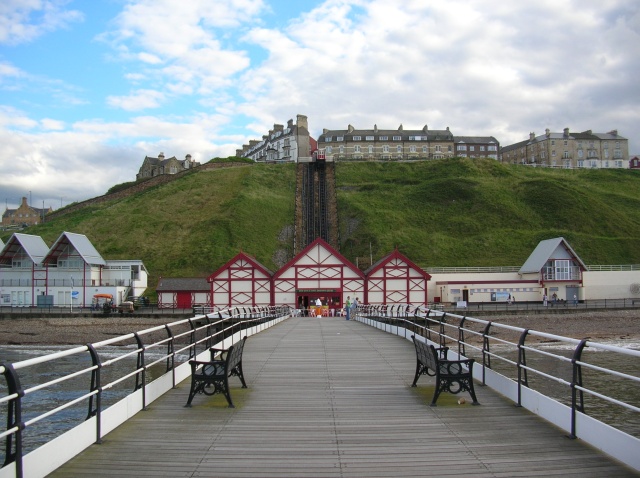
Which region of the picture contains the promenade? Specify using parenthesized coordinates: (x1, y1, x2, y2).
(50, 316, 635, 477)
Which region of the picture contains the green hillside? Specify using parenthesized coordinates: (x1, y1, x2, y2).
(4, 158, 640, 292)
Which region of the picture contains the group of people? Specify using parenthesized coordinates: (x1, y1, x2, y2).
(344, 296, 358, 320)
(307, 296, 359, 318)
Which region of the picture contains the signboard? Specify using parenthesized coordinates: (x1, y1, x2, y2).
(296, 289, 337, 293)
(71, 291, 79, 298)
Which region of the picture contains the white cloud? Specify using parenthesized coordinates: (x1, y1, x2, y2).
(0, 0, 83, 45)
(106, 89, 166, 111)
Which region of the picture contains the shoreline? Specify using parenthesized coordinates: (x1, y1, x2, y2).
(0, 309, 639, 347)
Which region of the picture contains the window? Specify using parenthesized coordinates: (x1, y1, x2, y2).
(368, 145, 373, 154)
(325, 137, 332, 142)
(469, 146, 475, 151)
(604, 149, 609, 158)
(603, 142, 608, 149)
(488, 145, 497, 151)
(382, 145, 389, 153)
(577, 160, 584, 168)
(423, 146, 428, 153)
(353, 136, 361, 141)
(552, 150, 556, 157)
(480, 146, 485, 151)
(435, 145, 441, 152)
(578, 150, 583, 158)
(354, 145, 361, 153)
(410, 145, 416, 153)
(339, 145, 344, 154)
(379, 136, 388, 141)
(457, 145, 467, 151)
(393, 135, 401, 141)
(365, 136, 374, 141)
(563, 151, 569, 159)
(551, 140, 555, 146)
(564, 140, 568, 146)
(336, 136, 344, 141)
(397, 145, 402, 153)
(615, 141, 620, 149)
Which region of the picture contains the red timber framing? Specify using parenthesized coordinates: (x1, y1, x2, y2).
(272, 238, 365, 312)
(208, 252, 272, 308)
(365, 248, 431, 305)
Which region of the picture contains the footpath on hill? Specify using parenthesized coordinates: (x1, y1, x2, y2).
(0, 309, 638, 346)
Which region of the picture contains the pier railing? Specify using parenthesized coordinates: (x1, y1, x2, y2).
(355, 304, 640, 471)
(0, 305, 292, 478)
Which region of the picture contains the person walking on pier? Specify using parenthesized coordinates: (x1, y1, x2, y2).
(345, 296, 351, 320)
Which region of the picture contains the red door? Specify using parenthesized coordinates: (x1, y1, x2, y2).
(176, 292, 192, 308)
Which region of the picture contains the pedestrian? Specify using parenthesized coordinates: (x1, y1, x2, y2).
(315, 297, 322, 317)
(345, 296, 351, 320)
(543, 294, 548, 307)
(573, 294, 578, 306)
(351, 297, 358, 318)
(552, 293, 557, 306)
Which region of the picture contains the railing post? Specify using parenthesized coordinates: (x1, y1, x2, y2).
(481, 321, 492, 385)
(1, 363, 24, 478)
(458, 316, 466, 358)
(164, 324, 176, 379)
(569, 339, 588, 439)
(133, 333, 148, 411)
(85, 344, 103, 444)
(516, 329, 530, 407)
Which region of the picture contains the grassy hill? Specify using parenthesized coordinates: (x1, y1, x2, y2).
(4, 158, 640, 293)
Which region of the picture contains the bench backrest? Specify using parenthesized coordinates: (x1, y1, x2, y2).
(226, 336, 246, 370)
(412, 335, 438, 371)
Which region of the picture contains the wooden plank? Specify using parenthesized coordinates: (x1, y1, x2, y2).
(49, 317, 637, 477)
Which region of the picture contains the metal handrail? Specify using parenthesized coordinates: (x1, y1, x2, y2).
(0, 305, 292, 477)
(356, 304, 640, 442)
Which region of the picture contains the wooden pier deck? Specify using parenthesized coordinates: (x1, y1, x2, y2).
(50, 317, 635, 477)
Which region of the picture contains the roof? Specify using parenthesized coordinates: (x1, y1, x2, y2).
(0, 233, 50, 265)
(318, 125, 454, 142)
(207, 251, 273, 282)
(453, 136, 499, 144)
(156, 277, 209, 291)
(519, 237, 587, 274)
(273, 238, 365, 280)
(365, 248, 432, 280)
(43, 232, 106, 266)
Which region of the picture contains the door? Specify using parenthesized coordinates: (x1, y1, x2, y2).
(176, 291, 192, 308)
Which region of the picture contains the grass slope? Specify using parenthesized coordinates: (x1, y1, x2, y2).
(337, 158, 640, 266)
(4, 158, 639, 293)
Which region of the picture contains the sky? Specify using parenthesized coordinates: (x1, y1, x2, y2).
(1, 0, 639, 211)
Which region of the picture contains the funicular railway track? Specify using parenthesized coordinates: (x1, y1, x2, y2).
(296, 161, 333, 253)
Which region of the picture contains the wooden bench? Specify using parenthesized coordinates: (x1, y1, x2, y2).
(411, 335, 479, 406)
(185, 336, 247, 408)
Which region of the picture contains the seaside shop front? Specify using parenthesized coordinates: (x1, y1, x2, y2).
(296, 288, 342, 316)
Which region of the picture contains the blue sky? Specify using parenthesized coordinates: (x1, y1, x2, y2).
(1, 0, 639, 210)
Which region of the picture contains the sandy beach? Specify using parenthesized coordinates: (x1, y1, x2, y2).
(0, 309, 639, 347)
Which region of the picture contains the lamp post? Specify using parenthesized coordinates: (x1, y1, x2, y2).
(70, 276, 74, 313)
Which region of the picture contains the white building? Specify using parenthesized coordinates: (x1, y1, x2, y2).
(0, 232, 148, 307)
(430, 237, 640, 305)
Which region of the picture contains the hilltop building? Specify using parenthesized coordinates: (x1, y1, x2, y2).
(0, 232, 148, 307)
(500, 128, 629, 168)
(630, 155, 640, 170)
(236, 114, 316, 163)
(316, 124, 499, 161)
(1, 197, 52, 228)
(136, 153, 199, 180)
